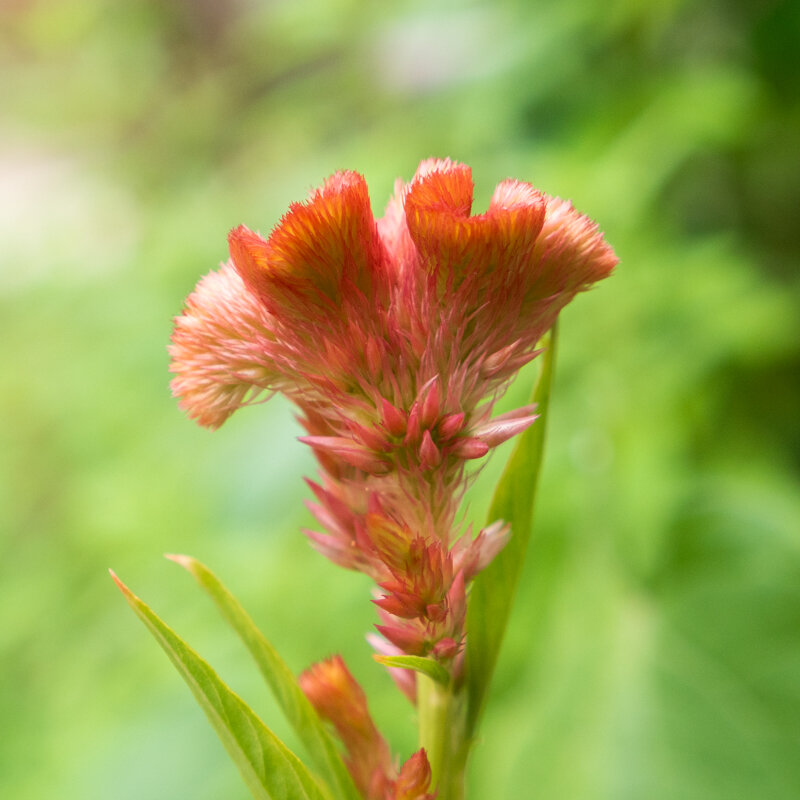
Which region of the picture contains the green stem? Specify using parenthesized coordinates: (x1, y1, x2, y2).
(418, 675, 467, 800)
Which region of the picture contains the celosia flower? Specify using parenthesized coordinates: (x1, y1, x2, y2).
(170, 159, 617, 674)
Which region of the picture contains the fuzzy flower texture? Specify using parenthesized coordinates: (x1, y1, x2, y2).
(170, 159, 616, 798)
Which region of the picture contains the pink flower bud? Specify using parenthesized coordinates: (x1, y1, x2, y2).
(432, 637, 459, 660)
(454, 520, 511, 580)
(419, 430, 442, 469)
(450, 437, 490, 460)
(375, 623, 428, 656)
(381, 398, 407, 437)
(480, 340, 522, 378)
(436, 411, 466, 440)
(471, 412, 538, 448)
(420, 379, 441, 430)
(393, 749, 435, 800)
(404, 404, 421, 447)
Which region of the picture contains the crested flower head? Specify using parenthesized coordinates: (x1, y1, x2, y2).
(171, 159, 617, 671)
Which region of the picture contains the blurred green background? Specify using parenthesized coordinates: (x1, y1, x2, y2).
(1, 0, 799, 798)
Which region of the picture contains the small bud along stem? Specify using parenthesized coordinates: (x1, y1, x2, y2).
(418, 674, 468, 800)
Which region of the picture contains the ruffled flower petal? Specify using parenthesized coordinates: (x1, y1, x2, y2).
(169, 262, 278, 429)
(403, 162, 546, 295)
(230, 170, 388, 318)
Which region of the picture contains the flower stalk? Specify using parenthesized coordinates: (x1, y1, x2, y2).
(417, 675, 467, 800)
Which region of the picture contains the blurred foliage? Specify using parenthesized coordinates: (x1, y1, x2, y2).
(1, 0, 798, 798)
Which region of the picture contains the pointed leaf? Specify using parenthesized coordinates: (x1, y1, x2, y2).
(373, 654, 451, 686)
(465, 324, 557, 737)
(165, 555, 360, 800)
(110, 570, 330, 800)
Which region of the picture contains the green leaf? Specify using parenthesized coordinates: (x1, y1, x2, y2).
(165, 555, 361, 800)
(373, 654, 451, 686)
(110, 570, 330, 800)
(465, 324, 557, 737)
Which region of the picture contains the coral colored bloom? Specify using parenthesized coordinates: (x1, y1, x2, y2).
(170, 159, 617, 671)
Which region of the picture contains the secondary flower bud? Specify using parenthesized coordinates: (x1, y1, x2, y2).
(300, 655, 393, 797)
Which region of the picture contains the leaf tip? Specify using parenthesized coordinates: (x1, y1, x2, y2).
(109, 569, 134, 600)
(164, 552, 195, 570)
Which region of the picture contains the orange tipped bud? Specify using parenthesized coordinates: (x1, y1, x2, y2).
(300, 655, 394, 796)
